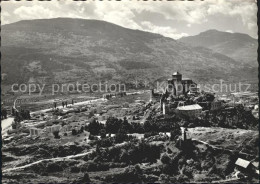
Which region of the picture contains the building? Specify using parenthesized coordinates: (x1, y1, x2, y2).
(60, 125, 73, 132)
(167, 72, 198, 96)
(45, 125, 61, 133)
(176, 104, 202, 118)
(210, 101, 222, 111)
(29, 128, 42, 136)
(235, 158, 259, 175)
(235, 158, 251, 170)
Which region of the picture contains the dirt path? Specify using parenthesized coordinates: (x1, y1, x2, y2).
(31, 98, 107, 115)
(2, 149, 94, 173)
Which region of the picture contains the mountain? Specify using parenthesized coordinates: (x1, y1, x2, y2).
(1, 18, 257, 93)
(179, 29, 258, 66)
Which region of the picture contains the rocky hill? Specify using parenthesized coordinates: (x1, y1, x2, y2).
(1, 18, 257, 92)
(179, 29, 258, 67)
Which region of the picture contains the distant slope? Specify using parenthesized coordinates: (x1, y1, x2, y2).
(1, 18, 257, 93)
(179, 29, 258, 66)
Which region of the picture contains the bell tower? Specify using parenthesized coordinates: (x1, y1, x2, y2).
(172, 71, 183, 96)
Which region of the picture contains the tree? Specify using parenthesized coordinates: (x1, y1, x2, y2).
(88, 110, 95, 118)
(72, 128, 77, 135)
(82, 173, 91, 182)
(170, 124, 181, 141)
(114, 133, 128, 143)
(88, 119, 100, 135)
(143, 121, 153, 132)
(53, 130, 60, 139)
(106, 117, 121, 134)
(161, 153, 171, 165)
(80, 126, 84, 133)
(159, 174, 171, 183)
(46, 162, 63, 173)
(100, 129, 106, 139)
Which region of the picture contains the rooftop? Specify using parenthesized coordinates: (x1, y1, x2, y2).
(177, 104, 202, 111)
(172, 71, 182, 76)
(235, 158, 250, 168)
(182, 78, 191, 81)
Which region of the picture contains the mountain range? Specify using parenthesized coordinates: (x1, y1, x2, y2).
(179, 29, 258, 66)
(1, 18, 258, 93)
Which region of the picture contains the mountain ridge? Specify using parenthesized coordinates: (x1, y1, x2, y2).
(179, 29, 258, 66)
(1, 18, 257, 93)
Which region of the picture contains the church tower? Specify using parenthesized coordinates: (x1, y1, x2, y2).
(172, 71, 183, 96)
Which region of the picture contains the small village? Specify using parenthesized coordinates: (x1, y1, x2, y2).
(1, 72, 259, 183)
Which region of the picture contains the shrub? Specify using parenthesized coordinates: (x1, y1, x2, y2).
(159, 174, 171, 183)
(161, 153, 171, 165)
(144, 131, 158, 138)
(143, 174, 159, 183)
(114, 133, 128, 143)
(100, 129, 106, 139)
(105, 165, 142, 183)
(86, 161, 97, 172)
(108, 162, 127, 168)
(46, 162, 63, 173)
(98, 137, 113, 147)
(72, 129, 77, 135)
(88, 134, 95, 140)
(70, 166, 80, 173)
(82, 173, 91, 182)
(88, 119, 101, 135)
(176, 174, 189, 183)
(97, 163, 109, 171)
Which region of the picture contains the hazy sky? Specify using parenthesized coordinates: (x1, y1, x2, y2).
(1, 0, 258, 39)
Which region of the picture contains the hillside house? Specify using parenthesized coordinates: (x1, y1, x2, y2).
(235, 158, 259, 176)
(29, 128, 42, 136)
(210, 101, 222, 110)
(45, 125, 61, 133)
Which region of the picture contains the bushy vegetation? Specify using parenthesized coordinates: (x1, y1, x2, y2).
(84, 140, 162, 165)
(52, 130, 60, 139)
(105, 165, 143, 183)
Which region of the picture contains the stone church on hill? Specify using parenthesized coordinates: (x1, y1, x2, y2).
(167, 71, 198, 96)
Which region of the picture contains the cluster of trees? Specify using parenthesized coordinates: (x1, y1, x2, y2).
(105, 165, 143, 183)
(151, 105, 257, 130)
(164, 91, 215, 104)
(84, 140, 162, 165)
(84, 115, 183, 145)
(1, 108, 7, 119)
(156, 144, 236, 183)
(72, 126, 85, 136)
(76, 104, 256, 146)
(82, 134, 235, 183)
(204, 105, 258, 129)
(87, 116, 182, 137)
(13, 109, 31, 122)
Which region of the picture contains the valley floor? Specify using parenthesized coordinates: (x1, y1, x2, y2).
(1, 91, 259, 183)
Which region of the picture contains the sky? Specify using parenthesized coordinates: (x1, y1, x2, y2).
(1, 0, 258, 39)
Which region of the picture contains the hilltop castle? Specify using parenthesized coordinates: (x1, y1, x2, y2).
(167, 71, 198, 96)
(150, 72, 198, 102)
